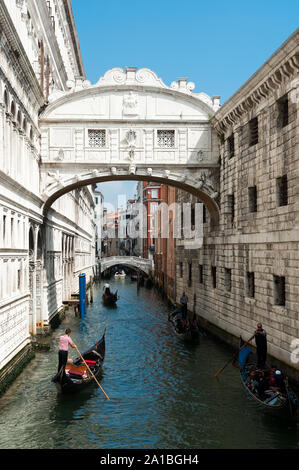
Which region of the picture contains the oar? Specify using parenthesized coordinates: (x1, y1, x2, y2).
(73, 343, 110, 400)
(214, 335, 254, 378)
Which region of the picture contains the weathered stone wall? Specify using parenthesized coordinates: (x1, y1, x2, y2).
(175, 29, 299, 376)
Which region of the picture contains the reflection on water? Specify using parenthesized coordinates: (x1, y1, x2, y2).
(0, 280, 298, 449)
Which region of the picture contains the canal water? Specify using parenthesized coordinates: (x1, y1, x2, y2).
(0, 279, 298, 449)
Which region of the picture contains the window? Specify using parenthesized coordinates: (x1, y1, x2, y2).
(227, 194, 235, 224)
(249, 117, 258, 146)
(157, 130, 175, 148)
(202, 205, 206, 224)
(88, 129, 106, 148)
(188, 262, 192, 287)
(273, 275, 285, 306)
(277, 95, 288, 128)
(17, 269, 21, 291)
(179, 262, 183, 278)
(191, 205, 195, 227)
(246, 272, 255, 298)
(276, 175, 288, 207)
(199, 264, 203, 284)
(211, 266, 216, 288)
(248, 186, 257, 212)
(151, 190, 158, 199)
(2, 214, 6, 246)
(227, 134, 235, 158)
(224, 268, 232, 292)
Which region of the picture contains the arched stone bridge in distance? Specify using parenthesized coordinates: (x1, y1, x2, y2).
(100, 256, 153, 276)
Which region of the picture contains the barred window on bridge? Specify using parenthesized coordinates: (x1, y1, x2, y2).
(88, 129, 106, 148)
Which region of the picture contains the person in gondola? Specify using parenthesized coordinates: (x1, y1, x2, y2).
(269, 370, 285, 393)
(190, 314, 198, 331)
(253, 323, 267, 369)
(58, 328, 76, 376)
(103, 283, 111, 295)
(180, 292, 188, 316)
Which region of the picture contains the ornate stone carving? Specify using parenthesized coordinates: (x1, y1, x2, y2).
(126, 129, 137, 160)
(123, 92, 139, 116)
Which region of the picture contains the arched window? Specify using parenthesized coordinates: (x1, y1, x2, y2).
(29, 227, 34, 261)
(10, 101, 16, 121)
(3, 89, 8, 111)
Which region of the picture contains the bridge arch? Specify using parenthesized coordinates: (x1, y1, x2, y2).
(100, 256, 153, 276)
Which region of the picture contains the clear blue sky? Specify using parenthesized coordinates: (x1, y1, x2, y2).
(71, 0, 298, 206)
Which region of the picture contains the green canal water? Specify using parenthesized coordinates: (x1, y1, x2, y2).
(0, 280, 298, 449)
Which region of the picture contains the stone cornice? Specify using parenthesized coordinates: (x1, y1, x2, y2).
(0, 0, 44, 107)
(211, 28, 299, 133)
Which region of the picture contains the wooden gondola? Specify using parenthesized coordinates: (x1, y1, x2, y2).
(168, 311, 200, 343)
(52, 329, 106, 393)
(238, 337, 298, 418)
(102, 290, 118, 306)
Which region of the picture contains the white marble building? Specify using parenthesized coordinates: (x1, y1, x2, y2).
(0, 1, 95, 377)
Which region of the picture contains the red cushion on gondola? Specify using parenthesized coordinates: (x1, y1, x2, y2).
(69, 369, 84, 377)
(85, 360, 96, 364)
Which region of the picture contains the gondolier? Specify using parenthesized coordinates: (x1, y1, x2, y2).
(180, 292, 188, 316)
(58, 328, 76, 375)
(253, 323, 267, 369)
(52, 329, 107, 394)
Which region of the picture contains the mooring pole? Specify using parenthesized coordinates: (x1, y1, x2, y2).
(79, 273, 87, 317)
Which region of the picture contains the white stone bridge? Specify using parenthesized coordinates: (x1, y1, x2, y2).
(100, 256, 153, 275)
(39, 67, 221, 223)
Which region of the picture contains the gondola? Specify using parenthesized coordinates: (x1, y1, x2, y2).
(238, 337, 298, 418)
(114, 271, 126, 278)
(102, 290, 118, 305)
(168, 310, 200, 343)
(52, 329, 106, 393)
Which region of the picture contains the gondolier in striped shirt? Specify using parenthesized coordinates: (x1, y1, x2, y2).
(58, 328, 76, 375)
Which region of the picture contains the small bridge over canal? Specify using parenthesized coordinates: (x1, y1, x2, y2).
(100, 256, 153, 275)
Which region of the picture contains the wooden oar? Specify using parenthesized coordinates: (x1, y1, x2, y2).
(214, 335, 254, 378)
(73, 344, 110, 400)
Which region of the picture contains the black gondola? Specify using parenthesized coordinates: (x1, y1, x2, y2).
(102, 290, 118, 305)
(168, 310, 200, 343)
(238, 337, 298, 418)
(52, 329, 106, 393)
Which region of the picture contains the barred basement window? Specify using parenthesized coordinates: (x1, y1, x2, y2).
(88, 129, 106, 148)
(199, 264, 203, 284)
(248, 186, 257, 212)
(224, 268, 232, 292)
(249, 117, 258, 146)
(227, 134, 235, 158)
(157, 130, 175, 148)
(246, 271, 255, 298)
(276, 175, 288, 207)
(277, 95, 288, 128)
(273, 275, 285, 306)
(211, 265, 217, 288)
